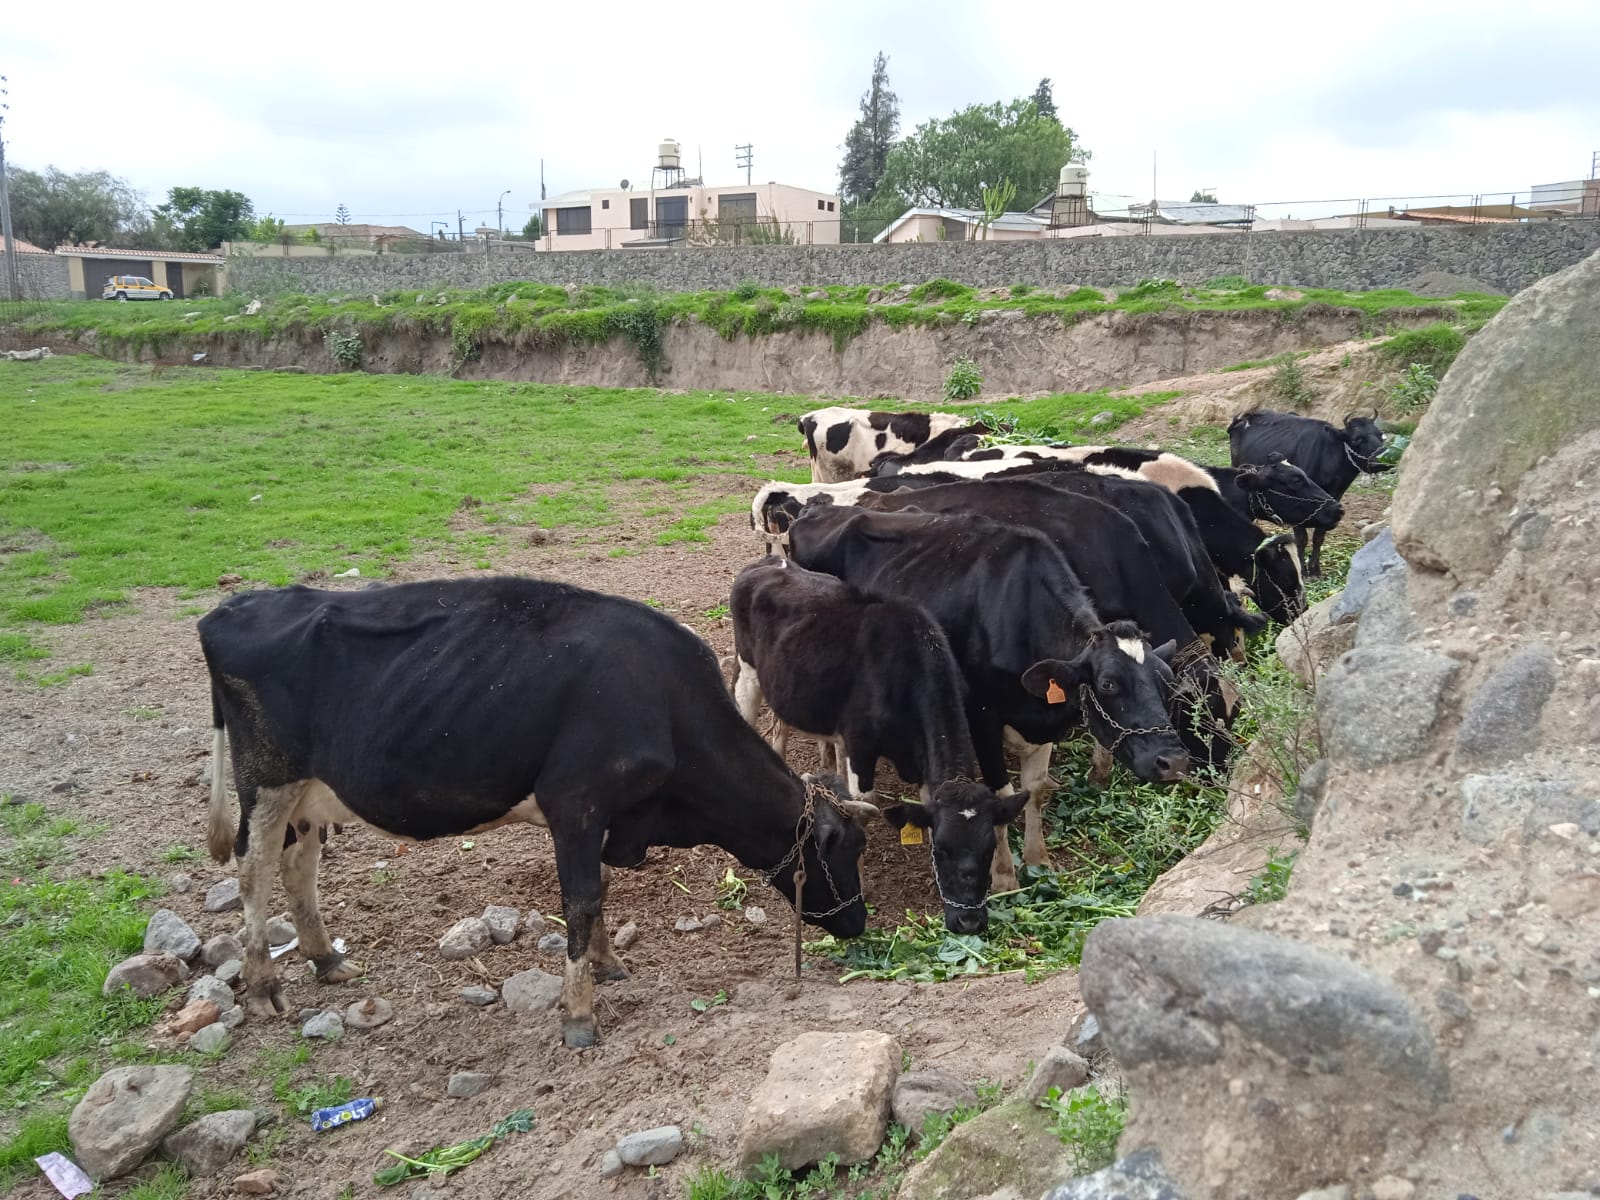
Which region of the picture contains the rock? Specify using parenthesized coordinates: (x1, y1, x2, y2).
(521, 910, 547, 936)
(1393, 250, 1600, 581)
(599, 1149, 623, 1178)
(188, 975, 236, 1011)
(1275, 595, 1356, 686)
(1070, 1013, 1104, 1058)
(1317, 647, 1460, 769)
(162, 1109, 256, 1176)
(447, 1071, 493, 1099)
(744, 905, 767, 926)
(439, 917, 491, 960)
(1460, 773, 1600, 845)
(1330, 528, 1405, 624)
(674, 913, 722, 932)
(738, 1030, 899, 1170)
(215, 959, 242, 984)
(501, 968, 563, 1014)
(218, 1006, 244, 1030)
(1089, 411, 1116, 426)
(1022, 1047, 1091, 1104)
(345, 997, 394, 1030)
(190, 1023, 230, 1054)
(243, 299, 263, 316)
(69, 1065, 194, 1180)
(460, 986, 499, 1006)
(103, 953, 185, 999)
(537, 932, 568, 955)
(144, 910, 201, 961)
(892, 1071, 980, 1136)
(1370, 1178, 1415, 1200)
(166, 999, 221, 1037)
(169, 873, 194, 893)
(1291, 758, 1331, 833)
(616, 1125, 684, 1166)
(482, 905, 520, 945)
(1292, 1190, 1350, 1200)
(1265, 287, 1305, 300)
(899, 1096, 1080, 1200)
(204, 878, 242, 913)
(3, 346, 54, 362)
(203, 934, 244, 967)
(613, 921, 639, 950)
(1039, 1148, 1192, 1199)
(233, 1167, 284, 1194)
(301, 1011, 344, 1040)
(265, 915, 296, 945)
(1455, 644, 1558, 765)
(1354, 570, 1415, 648)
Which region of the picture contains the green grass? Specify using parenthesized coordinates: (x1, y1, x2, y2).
(124, 1162, 191, 1200)
(1375, 321, 1468, 377)
(0, 358, 1170, 629)
(1040, 1084, 1127, 1175)
(0, 803, 166, 1187)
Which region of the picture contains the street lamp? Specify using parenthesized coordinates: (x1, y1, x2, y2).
(498, 190, 511, 235)
(430, 220, 448, 240)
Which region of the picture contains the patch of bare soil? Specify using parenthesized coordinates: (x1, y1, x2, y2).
(0, 470, 1083, 1200)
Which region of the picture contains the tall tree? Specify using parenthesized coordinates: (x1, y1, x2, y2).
(1190, 189, 1218, 203)
(335, 203, 351, 225)
(838, 52, 900, 209)
(4, 165, 147, 247)
(1032, 78, 1057, 121)
(522, 213, 543, 239)
(154, 188, 256, 250)
(875, 98, 1086, 212)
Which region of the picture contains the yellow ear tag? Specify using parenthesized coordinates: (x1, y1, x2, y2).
(1046, 679, 1067, 705)
(899, 824, 925, 846)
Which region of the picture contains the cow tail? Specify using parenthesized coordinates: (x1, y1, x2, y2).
(207, 684, 235, 864)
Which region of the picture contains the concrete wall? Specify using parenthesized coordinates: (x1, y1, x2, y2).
(14, 253, 71, 300)
(225, 220, 1600, 298)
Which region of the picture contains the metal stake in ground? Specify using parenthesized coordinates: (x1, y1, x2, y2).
(792, 863, 806, 979)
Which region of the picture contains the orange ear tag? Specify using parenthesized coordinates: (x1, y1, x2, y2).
(899, 824, 925, 846)
(1045, 679, 1067, 704)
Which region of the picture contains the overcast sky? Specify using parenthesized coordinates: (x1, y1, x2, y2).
(6, 0, 1597, 229)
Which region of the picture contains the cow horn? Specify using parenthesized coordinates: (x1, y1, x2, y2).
(836, 799, 881, 827)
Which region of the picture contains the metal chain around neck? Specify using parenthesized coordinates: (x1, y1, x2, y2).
(1344, 441, 1384, 473)
(1078, 683, 1178, 755)
(759, 780, 863, 920)
(927, 837, 989, 911)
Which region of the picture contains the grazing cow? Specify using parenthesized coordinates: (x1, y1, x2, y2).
(730, 556, 1025, 932)
(864, 422, 992, 475)
(798, 406, 969, 483)
(750, 478, 871, 551)
(1228, 408, 1391, 576)
(785, 503, 1191, 888)
(200, 578, 868, 1048)
(850, 477, 1240, 778)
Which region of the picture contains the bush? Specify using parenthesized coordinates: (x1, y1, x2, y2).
(1268, 353, 1314, 407)
(732, 280, 761, 301)
(944, 355, 983, 402)
(1124, 278, 1184, 300)
(323, 329, 362, 370)
(1208, 274, 1251, 290)
(1389, 362, 1439, 413)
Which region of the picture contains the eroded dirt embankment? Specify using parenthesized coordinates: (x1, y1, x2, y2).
(36, 306, 1444, 399)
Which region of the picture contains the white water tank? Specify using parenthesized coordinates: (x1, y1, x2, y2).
(1059, 165, 1089, 197)
(658, 141, 682, 170)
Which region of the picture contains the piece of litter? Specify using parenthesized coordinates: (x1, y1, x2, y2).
(249, 494, 262, 502)
(459, 840, 475, 851)
(269, 935, 300, 960)
(334, 567, 361, 578)
(332, 937, 347, 954)
(35, 1153, 93, 1199)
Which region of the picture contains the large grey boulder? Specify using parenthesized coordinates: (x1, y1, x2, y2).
(1041, 1149, 1191, 1199)
(161, 1109, 256, 1175)
(69, 1065, 194, 1180)
(1330, 528, 1404, 625)
(1275, 595, 1356, 686)
(895, 1096, 1077, 1200)
(1392, 249, 1600, 582)
(738, 1030, 899, 1170)
(1454, 644, 1558, 766)
(1317, 647, 1460, 769)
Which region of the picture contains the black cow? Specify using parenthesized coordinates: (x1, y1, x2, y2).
(1072, 446, 1343, 533)
(798, 406, 969, 483)
(864, 423, 991, 475)
(200, 578, 868, 1048)
(730, 556, 1025, 932)
(1228, 408, 1391, 576)
(785, 503, 1191, 889)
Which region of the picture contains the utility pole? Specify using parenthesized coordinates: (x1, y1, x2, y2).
(0, 76, 21, 302)
(498, 189, 510, 236)
(457, 210, 464, 242)
(735, 143, 753, 186)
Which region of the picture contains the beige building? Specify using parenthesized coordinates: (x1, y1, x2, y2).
(55, 245, 224, 299)
(539, 181, 841, 251)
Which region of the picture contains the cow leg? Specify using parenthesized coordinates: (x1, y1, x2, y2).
(733, 658, 763, 728)
(1012, 736, 1054, 869)
(971, 714, 1019, 892)
(1308, 526, 1328, 578)
(1293, 525, 1311, 576)
(1089, 741, 1114, 788)
(842, 739, 878, 803)
(585, 864, 628, 983)
(238, 782, 296, 1018)
(280, 824, 361, 985)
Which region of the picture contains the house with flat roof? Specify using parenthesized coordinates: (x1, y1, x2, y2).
(539, 181, 840, 251)
(55, 245, 223, 299)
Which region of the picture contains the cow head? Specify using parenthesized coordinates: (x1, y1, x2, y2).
(1249, 532, 1306, 624)
(1021, 622, 1192, 782)
(882, 781, 1027, 935)
(1341, 413, 1392, 474)
(766, 773, 869, 938)
(1237, 455, 1344, 530)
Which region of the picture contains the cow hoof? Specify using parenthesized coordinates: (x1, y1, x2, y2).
(313, 953, 364, 984)
(593, 961, 629, 984)
(244, 982, 286, 1019)
(561, 1018, 599, 1049)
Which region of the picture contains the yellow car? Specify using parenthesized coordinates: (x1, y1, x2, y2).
(102, 275, 173, 301)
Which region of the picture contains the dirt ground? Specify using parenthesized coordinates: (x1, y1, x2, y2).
(0, 459, 1084, 1200)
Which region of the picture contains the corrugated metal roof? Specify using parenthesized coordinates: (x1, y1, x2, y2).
(55, 245, 225, 263)
(873, 206, 1050, 242)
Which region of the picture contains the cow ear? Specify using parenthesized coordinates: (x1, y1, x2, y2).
(1235, 469, 1266, 491)
(1150, 639, 1179, 664)
(1264, 451, 1286, 464)
(1022, 658, 1088, 699)
(882, 803, 932, 830)
(993, 790, 1028, 826)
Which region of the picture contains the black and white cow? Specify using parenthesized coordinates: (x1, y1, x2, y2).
(1228, 408, 1391, 576)
(785, 503, 1191, 889)
(200, 578, 868, 1048)
(730, 556, 1025, 932)
(798, 406, 972, 483)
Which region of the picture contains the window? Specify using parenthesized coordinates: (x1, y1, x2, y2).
(601, 199, 610, 210)
(555, 206, 592, 235)
(817, 199, 825, 210)
(827, 201, 835, 212)
(630, 197, 648, 230)
(718, 193, 758, 222)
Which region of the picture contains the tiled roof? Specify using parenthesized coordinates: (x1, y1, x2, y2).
(5, 236, 49, 254)
(54, 245, 225, 263)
